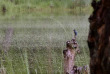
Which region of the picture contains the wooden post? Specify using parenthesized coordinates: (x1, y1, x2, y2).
(63, 48, 76, 74)
(63, 39, 80, 74)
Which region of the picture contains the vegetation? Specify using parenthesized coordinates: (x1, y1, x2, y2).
(0, 0, 92, 19)
(0, 16, 90, 74)
(0, 0, 91, 74)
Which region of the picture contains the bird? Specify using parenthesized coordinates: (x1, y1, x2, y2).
(73, 29, 77, 37)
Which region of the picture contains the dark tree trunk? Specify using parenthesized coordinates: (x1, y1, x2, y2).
(88, 0, 110, 74)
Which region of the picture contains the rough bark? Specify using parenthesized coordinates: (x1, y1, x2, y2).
(63, 48, 76, 74)
(63, 39, 80, 74)
(88, 0, 110, 74)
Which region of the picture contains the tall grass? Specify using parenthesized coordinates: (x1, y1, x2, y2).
(0, 0, 91, 74)
(0, 15, 90, 74)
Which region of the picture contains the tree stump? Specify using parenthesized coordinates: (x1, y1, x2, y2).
(88, 0, 110, 74)
(63, 39, 80, 74)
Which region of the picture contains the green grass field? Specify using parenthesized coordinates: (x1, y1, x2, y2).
(0, 15, 90, 74)
(0, 0, 92, 19)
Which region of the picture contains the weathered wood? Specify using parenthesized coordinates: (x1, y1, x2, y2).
(63, 48, 76, 74)
(2, 28, 13, 52)
(73, 65, 89, 74)
(63, 39, 80, 74)
(88, 0, 110, 74)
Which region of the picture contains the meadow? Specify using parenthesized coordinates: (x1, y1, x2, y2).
(0, 0, 92, 18)
(0, 0, 91, 74)
(0, 15, 90, 74)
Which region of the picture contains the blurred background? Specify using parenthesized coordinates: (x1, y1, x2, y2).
(0, 0, 92, 18)
(0, 0, 92, 74)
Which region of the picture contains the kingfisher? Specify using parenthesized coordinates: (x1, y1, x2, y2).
(73, 29, 77, 37)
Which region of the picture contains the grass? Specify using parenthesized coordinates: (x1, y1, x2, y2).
(0, 15, 90, 74)
(0, 0, 92, 19)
